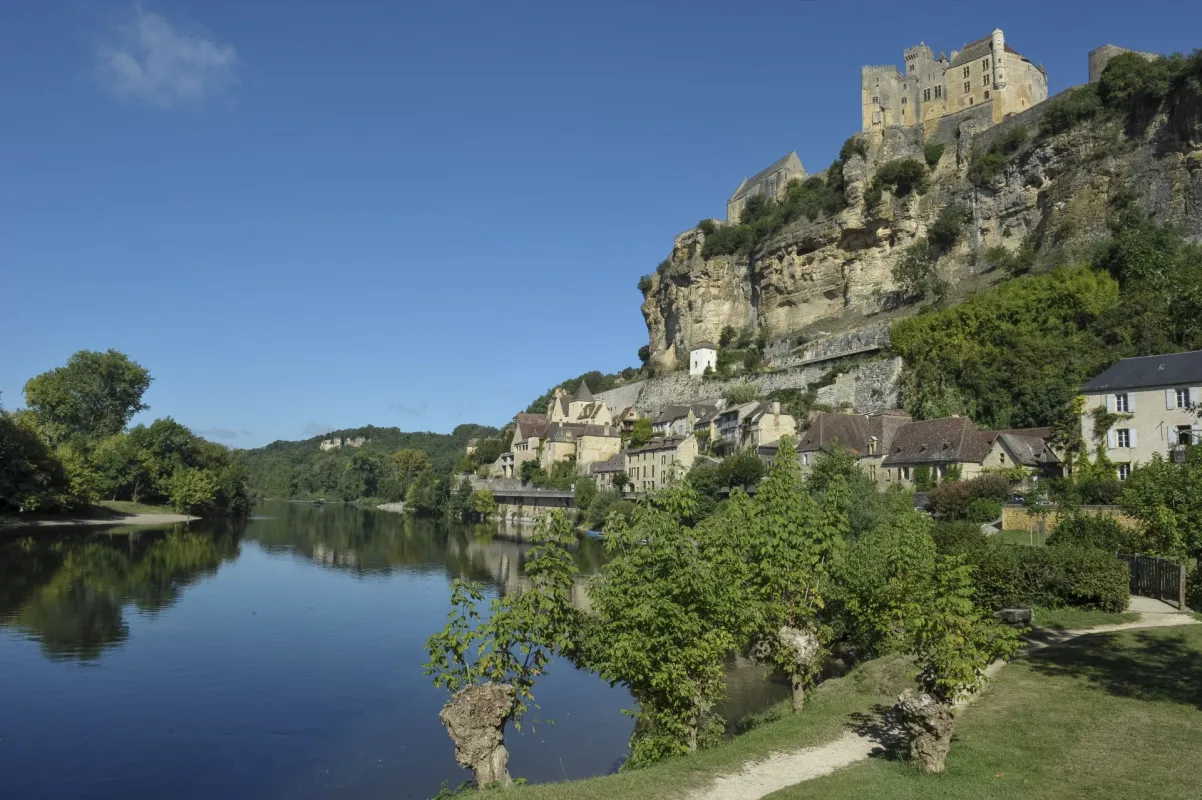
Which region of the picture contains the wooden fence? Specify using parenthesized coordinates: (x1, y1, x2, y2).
(1118, 554, 1187, 610)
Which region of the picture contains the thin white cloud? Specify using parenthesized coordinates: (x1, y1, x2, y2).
(198, 427, 240, 441)
(97, 6, 237, 108)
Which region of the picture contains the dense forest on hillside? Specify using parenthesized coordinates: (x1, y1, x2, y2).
(238, 423, 501, 506)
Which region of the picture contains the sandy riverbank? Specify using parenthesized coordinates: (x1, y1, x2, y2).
(0, 512, 198, 531)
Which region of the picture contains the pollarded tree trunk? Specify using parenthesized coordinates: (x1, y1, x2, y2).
(778, 626, 821, 713)
(895, 690, 956, 773)
(439, 682, 516, 788)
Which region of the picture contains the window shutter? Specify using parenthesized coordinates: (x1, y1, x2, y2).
(1193, 424, 1202, 445)
(1107, 429, 1117, 449)
(1127, 392, 1136, 412)
(1129, 429, 1138, 448)
(1191, 387, 1200, 405)
(1166, 389, 1175, 410)
(1106, 394, 1116, 412)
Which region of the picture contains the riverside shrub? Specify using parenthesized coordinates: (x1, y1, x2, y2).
(930, 475, 1010, 520)
(968, 542, 1128, 612)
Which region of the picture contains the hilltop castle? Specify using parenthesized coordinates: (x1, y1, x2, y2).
(861, 29, 1048, 132)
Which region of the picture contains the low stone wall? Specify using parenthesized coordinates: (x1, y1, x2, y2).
(769, 325, 890, 369)
(1000, 504, 1138, 533)
(634, 356, 902, 415)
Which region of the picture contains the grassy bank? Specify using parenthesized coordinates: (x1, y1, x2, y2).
(770, 625, 1202, 799)
(498, 624, 1201, 800)
(509, 655, 917, 800)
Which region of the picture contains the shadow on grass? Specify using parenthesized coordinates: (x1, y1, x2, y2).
(1026, 630, 1202, 710)
(847, 704, 907, 761)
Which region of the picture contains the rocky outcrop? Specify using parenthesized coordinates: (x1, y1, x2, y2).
(642, 91, 1202, 371)
(895, 690, 955, 773)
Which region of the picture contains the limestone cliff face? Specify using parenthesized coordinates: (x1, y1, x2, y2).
(642, 88, 1202, 372)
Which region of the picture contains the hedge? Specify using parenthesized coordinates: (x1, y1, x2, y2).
(968, 542, 1129, 612)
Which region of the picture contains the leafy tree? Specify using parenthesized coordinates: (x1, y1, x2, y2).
(470, 489, 497, 521)
(610, 470, 629, 494)
(637, 345, 651, 366)
(583, 487, 739, 764)
(1119, 445, 1202, 561)
(629, 417, 653, 448)
(897, 555, 1021, 773)
(574, 476, 597, 511)
(23, 349, 152, 446)
(0, 407, 74, 511)
(874, 158, 928, 197)
(447, 477, 474, 521)
(717, 450, 765, 490)
(519, 460, 544, 484)
(424, 512, 579, 787)
(924, 142, 945, 167)
(840, 496, 938, 656)
(168, 468, 220, 515)
(724, 382, 758, 404)
(393, 449, 431, 481)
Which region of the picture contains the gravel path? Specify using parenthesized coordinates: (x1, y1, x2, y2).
(685, 599, 1196, 800)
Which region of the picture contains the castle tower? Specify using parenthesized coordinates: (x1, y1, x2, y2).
(991, 29, 1007, 89)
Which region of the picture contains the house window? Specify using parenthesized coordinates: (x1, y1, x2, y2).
(999, 451, 1006, 464)
(901, 466, 911, 480)
(872, 96, 879, 105)
(1175, 388, 1190, 408)
(923, 88, 931, 101)
(963, 67, 970, 78)
(1115, 393, 1130, 412)
(1176, 425, 1195, 445)
(935, 85, 943, 99)
(902, 97, 907, 105)
(982, 58, 990, 70)
(1117, 463, 1131, 481)
(983, 74, 991, 87)
(964, 81, 971, 94)
(984, 90, 991, 99)
(1116, 429, 1131, 448)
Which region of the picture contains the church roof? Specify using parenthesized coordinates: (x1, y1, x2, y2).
(728, 152, 805, 203)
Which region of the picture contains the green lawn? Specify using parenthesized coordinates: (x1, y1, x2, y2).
(1032, 606, 1139, 631)
(508, 655, 918, 800)
(994, 529, 1049, 547)
(767, 625, 1202, 799)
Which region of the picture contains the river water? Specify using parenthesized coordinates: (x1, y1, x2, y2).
(0, 501, 787, 799)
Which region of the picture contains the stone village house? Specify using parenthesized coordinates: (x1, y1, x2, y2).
(1080, 349, 1202, 480)
(625, 436, 700, 494)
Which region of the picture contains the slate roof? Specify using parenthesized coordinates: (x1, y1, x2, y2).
(653, 405, 692, 425)
(796, 412, 871, 454)
(950, 34, 1023, 67)
(882, 417, 992, 465)
(545, 422, 589, 443)
(590, 454, 626, 474)
(995, 433, 1060, 467)
(627, 436, 687, 454)
(1081, 350, 1202, 392)
(728, 152, 805, 203)
(514, 413, 548, 442)
(692, 341, 719, 351)
(575, 381, 595, 402)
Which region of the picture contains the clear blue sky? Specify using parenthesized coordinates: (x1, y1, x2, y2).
(3, 1, 1198, 447)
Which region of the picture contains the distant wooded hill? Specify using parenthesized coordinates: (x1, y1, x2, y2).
(238, 423, 499, 501)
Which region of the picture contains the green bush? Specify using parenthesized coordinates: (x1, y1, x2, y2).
(638, 274, 653, 293)
(969, 542, 1129, 611)
(965, 497, 1003, 523)
(1047, 511, 1139, 552)
(931, 475, 1010, 520)
(1187, 565, 1202, 611)
(927, 203, 970, 256)
(875, 158, 928, 197)
(840, 135, 868, 162)
(1040, 85, 1104, 136)
(697, 219, 717, 236)
(932, 520, 989, 555)
(968, 127, 1030, 187)
(924, 142, 945, 167)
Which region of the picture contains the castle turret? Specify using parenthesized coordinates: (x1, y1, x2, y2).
(991, 29, 1007, 89)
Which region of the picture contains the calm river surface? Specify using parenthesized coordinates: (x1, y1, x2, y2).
(0, 501, 787, 799)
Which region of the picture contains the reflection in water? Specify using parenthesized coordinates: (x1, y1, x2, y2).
(0, 502, 789, 799)
(0, 524, 242, 661)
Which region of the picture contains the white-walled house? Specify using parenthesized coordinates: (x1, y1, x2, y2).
(689, 343, 718, 377)
(1080, 350, 1202, 479)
